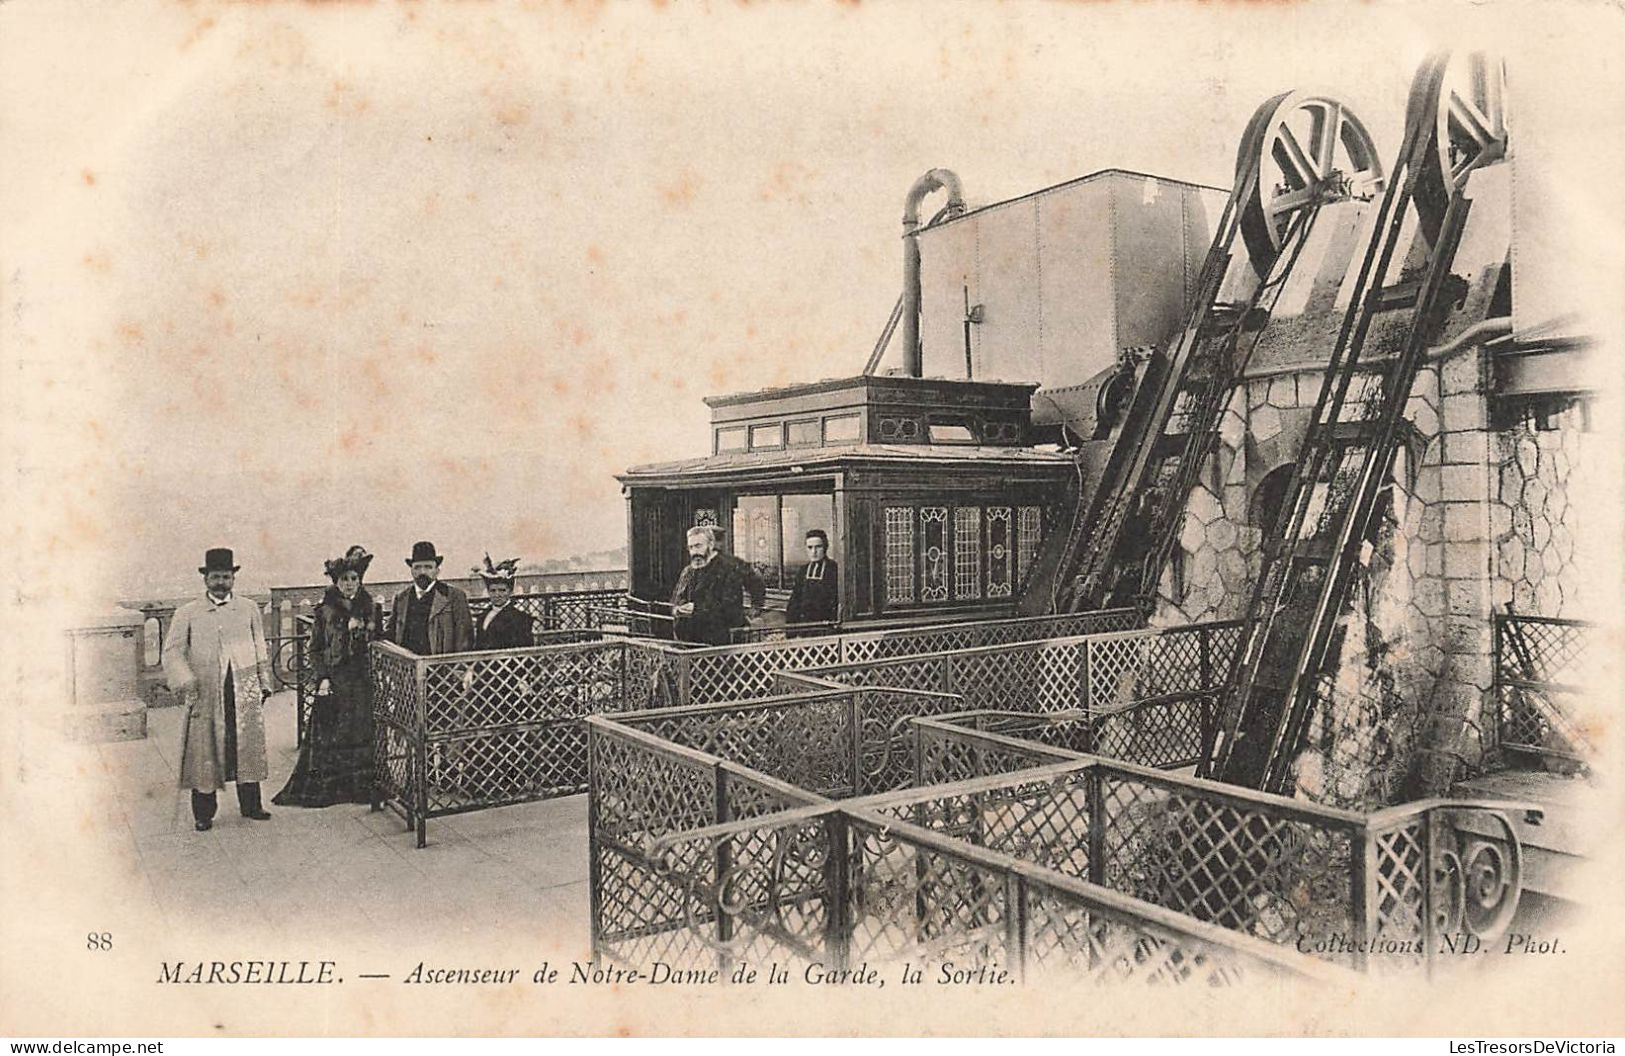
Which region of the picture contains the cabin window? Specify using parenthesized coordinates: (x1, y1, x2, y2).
(986, 506, 1013, 598)
(928, 422, 977, 444)
(732, 492, 835, 590)
(786, 419, 820, 446)
(882, 502, 1045, 609)
(824, 414, 861, 444)
(954, 507, 982, 599)
(716, 427, 747, 454)
(750, 423, 784, 450)
(920, 507, 949, 601)
(883, 507, 915, 604)
(1017, 506, 1043, 587)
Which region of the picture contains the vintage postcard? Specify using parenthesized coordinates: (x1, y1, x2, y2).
(2, 0, 1623, 1039)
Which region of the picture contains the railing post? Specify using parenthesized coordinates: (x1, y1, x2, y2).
(414, 656, 429, 848)
(826, 812, 851, 972)
(587, 723, 603, 965)
(1081, 640, 1093, 711)
(1490, 613, 1504, 754)
(714, 766, 732, 974)
(914, 720, 927, 788)
(1086, 766, 1105, 888)
(1199, 625, 1212, 690)
(1005, 873, 1027, 983)
(1420, 810, 1439, 978)
(1199, 693, 1215, 770)
(1351, 824, 1375, 973)
(848, 692, 862, 796)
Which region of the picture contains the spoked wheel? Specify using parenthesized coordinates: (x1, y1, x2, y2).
(1238, 91, 1385, 278)
(1411, 51, 1509, 246)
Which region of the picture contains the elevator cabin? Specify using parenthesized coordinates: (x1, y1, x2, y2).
(618, 376, 1072, 626)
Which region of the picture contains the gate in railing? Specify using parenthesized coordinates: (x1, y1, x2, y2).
(1492, 611, 1593, 765)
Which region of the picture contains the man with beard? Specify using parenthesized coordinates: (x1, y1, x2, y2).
(387, 541, 475, 656)
(387, 541, 476, 797)
(670, 526, 766, 646)
(164, 548, 275, 832)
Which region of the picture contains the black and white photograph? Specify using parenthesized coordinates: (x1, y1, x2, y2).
(2, 0, 1622, 1039)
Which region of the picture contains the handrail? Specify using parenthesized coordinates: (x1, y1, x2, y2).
(658, 607, 1140, 660)
(611, 688, 857, 724)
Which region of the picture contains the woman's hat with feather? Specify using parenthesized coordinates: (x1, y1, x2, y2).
(324, 545, 375, 582)
(474, 553, 521, 584)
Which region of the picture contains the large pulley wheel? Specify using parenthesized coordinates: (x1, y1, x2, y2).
(1411, 51, 1509, 246)
(1238, 91, 1384, 277)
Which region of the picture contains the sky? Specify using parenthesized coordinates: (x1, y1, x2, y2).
(2, 0, 1621, 604)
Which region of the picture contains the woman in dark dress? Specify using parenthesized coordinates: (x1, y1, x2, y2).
(274, 546, 378, 807)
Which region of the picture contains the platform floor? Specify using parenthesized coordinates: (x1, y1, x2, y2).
(54, 690, 593, 959)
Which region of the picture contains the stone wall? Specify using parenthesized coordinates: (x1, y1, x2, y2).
(1148, 359, 1451, 808)
(1147, 344, 1593, 806)
(1492, 407, 1589, 618)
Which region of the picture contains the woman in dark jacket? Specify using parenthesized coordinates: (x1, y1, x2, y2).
(274, 546, 379, 807)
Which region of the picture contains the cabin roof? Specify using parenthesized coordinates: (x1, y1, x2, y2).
(618, 443, 1073, 484)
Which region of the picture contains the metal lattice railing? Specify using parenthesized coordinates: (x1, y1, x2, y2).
(907, 721, 1537, 972)
(371, 639, 646, 845)
(796, 620, 1242, 722)
(362, 612, 1137, 846)
(467, 587, 629, 634)
(615, 692, 860, 799)
(1492, 612, 1594, 762)
(644, 608, 1142, 705)
(602, 757, 1352, 986)
(587, 647, 1539, 980)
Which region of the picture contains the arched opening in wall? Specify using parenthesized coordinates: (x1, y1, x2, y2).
(1248, 461, 1401, 547)
(1249, 463, 1296, 537)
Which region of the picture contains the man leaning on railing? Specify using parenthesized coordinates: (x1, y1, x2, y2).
(670, 525, 765, 646)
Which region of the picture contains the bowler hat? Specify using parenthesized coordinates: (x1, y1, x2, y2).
(406, 541, 445, 566)
(199, 548, 241, 574)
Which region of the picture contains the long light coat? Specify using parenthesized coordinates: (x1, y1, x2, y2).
(163, 594, 272, 790)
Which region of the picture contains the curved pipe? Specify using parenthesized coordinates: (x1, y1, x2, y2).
(901, 168, 966, 377)
(1425, 315, 1514, 361)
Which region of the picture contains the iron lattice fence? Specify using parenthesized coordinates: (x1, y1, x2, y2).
(466, 587, 629, 634)
(647, 608, 1142, 706)
(365, 609, 1140, 845)
(795, 620, 1242, 723)
(372, 639, 640, 845)
(589, 730, 1353, 986)
(908, 719, 1536, 971)
(1492, 612, 1593, 762)
(612, 680, 973, 800)
(586, 632, 1538, 980)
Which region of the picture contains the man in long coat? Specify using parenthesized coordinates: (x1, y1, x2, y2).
(164, 548, 274, 831)
(671, 526, 766, 646)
